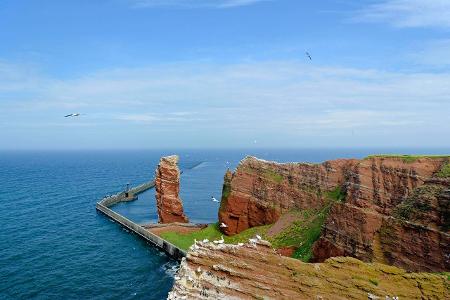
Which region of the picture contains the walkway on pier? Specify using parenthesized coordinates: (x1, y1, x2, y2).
(96, 180, 186, 260)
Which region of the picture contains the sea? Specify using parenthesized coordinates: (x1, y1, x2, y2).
(1, 148, 449, 299)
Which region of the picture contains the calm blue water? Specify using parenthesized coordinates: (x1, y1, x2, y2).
(1, 148, 449, 299)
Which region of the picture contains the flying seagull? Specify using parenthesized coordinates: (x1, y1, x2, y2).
(211, 196, 219, 202)
(64, 113, 81, 118)
(305, 51, 312, 60)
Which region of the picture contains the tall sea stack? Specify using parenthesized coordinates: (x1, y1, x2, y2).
(155, 155, 189, 224)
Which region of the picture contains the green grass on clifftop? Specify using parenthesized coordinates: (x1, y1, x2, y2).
(365, 154, 450, 163)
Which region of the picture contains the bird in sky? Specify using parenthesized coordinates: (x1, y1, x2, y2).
(64, 113, 81, 118)
(211, 196, 219, 202)
(305, 51, 312, 60)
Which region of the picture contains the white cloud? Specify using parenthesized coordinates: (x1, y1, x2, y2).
(1, 59, 450, 147)
(286, 109, 422, 129)
(130, 0, 269, 9)
(356, 0, 450, 28)
(114, 112, 199, 123)
(115, 114, 159, 122)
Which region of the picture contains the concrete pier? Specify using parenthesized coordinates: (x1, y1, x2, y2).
(100, 180, 155, 207)
(96, 180, 186, 260)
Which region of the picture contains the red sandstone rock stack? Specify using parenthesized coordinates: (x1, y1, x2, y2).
(218, 155, 450, 272)
(155, 155, 189, 224)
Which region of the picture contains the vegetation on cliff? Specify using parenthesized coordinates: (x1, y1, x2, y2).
(326, 186, 346, 202)
(393, 185, 439, 220)
(262, 168, 284, 183)
(269, 207, 330, 261)
(365, 154, 450, 163)
(436, 162, 450, 178)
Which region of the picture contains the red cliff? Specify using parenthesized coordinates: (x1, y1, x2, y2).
(155, 155, 189, 224)
(313, 156, 449, 272)
(218, 156, 354, 235)
(218, 155, 450, 272)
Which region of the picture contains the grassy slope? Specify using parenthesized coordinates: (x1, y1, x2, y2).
(271, 187, 344, 261)
(160, 223, 271, 251)
(436, 162, 450, 178)
(269, 207, 330, 262)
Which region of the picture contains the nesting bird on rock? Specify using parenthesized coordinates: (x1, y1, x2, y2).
(220, 222, 228, 228)
(214, 236, 225, 244)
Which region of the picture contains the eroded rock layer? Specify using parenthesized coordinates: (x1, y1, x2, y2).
(314, 158, 450, 272)
(155, 155, 189, 223)
(219, 155, 450, 271)
(168, 241, 449, 299)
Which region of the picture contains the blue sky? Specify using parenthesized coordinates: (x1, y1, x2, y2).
(1, 0, 449, 149)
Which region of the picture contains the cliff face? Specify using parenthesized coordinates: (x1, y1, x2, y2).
(155, 155, 189, 224)
(218, 155, 450, 272)
(218, 156, 354, 235)
(314, 157, 450, 272)
(168, 240, 449, 299)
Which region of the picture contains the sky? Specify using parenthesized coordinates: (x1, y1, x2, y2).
(0, 0, 449, 150)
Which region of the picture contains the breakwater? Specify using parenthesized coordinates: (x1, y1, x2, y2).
(100, 180, 155, 207)
(96, 180, 186, 260)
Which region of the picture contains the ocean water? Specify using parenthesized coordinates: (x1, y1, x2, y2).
(1, 148, 449, 299)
